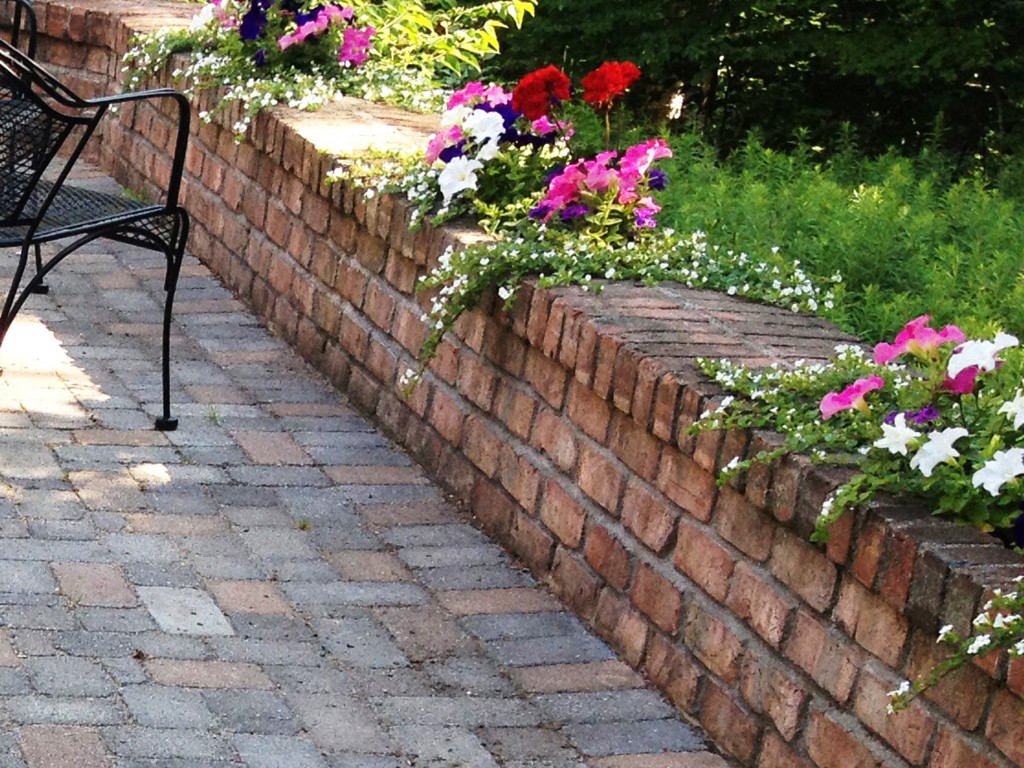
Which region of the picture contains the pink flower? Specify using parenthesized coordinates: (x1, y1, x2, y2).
(620, 138, 672, 178)
(820, 375, 886, 419)
(425, 125, 464, 164)
(873, 315, 966, 364)
(530, 115, 559, 135)
(339, 25, 375, 66)
(941, 366, 980, 394)
(481, 84, 512, 106)
(447, 82, 486, 109)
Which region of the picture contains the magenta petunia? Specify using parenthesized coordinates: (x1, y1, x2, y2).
(820, 375, 886, 419)
(873, 315, 966, 365)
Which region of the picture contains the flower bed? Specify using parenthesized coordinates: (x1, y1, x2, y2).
(19, 2, 1024, 766)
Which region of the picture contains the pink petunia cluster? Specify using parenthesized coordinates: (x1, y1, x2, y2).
(534, 138, 671, 226)
(873, 315, 965, 365)
(339, 25, 375, 66)
(425, 83, 513, 165)
(278, 4, 353, 50)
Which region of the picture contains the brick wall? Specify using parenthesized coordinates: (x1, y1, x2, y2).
(21, 3, 1024, 766)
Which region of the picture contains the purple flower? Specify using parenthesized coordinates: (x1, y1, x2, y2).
(886, 405, 941, 425)
(253, 48, 268, 66)
(529, 203, 553, 220)
(437, 143, 466, 164)
(647, 168, 668, 190)
(907, 404, 941, 424)
(295, 5, 324, 26)
(633, 205, 659, 228)
(559, 203, 590, 221)
(239, 1, 267, 41)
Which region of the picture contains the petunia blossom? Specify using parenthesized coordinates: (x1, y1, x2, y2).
(948, 332, 1020, 378)
(999, 389, 1024, 429)
(819, 375, 885, 419)
(972, 448, 1024, 495)
(437, 156, 483, 204)
(873, 412, 921, 456)
(338, 25, 375, 66)
(873, 315, 966, 365)
(909, 427, 969, 477)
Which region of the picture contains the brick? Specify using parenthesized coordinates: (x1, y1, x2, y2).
(930, 725, 1003, 768)
(498, 446, 543, 513)
(531, 409, 579, 473)
(232, 430, 313, 465)
(589, 589, 645, 665)
(588, 754, 730, 768)
(493, 381, 537, 439)
(457, 355, 497, 411)
(143, 658, 271, 690)
(621, 481, 678, 555)
(578, 444, 625, 514)
(551, 547, 600, 618)
(525, 348, 569, 408)
(769, 528, 837, 613)
(508, 513, 555, 575)
(631, 564, 683, 635)
(738, 655, 806, 743)
(643, 633, 701, 713)
(462, 417, 502, 477)
(436, 587, 562, 616)
(713, 486, 774, 562)
(784, 611, 861, 704)
(699, 680, 759, 763)
(905, 630, 992, 730)
(805, 708, 879, 768)
(470, 477, 515, 539)
(851, 519, 886, 589)
(328, 550, 413, 582)
(51, 562, 136, 608)
(834, 577, 908, 667)
(608, 411, 662, 482)
(124, 514, 230, 536)
(757, 732, 814, 768)
(657, 447, 717, 522)
(567, 379, 612, 442)
(208, 580, 294, 616)
(584, 525, 632, 591)
(986, 689, 1024, 764)
(510, 660, 645, 693)
(428, 389, 465, 444)
(683, 604, 745, 684)
(673, 517, 735, 602)
(539, 480, 588, 549)
(725, 563, 792, 648)
(20, 725, 111, 768)
(853, 665, 936, 764)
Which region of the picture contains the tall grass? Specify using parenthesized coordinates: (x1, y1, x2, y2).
(658, 133, 1024, 343)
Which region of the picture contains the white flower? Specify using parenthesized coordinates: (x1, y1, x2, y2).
(437, 156, 483, 204)
(993, 613, 1020, 629)
(972, 448, 1024, 496)
(873, 413, 921, 456)
(475, 139, 501, 162)
(439, 104, 471, 130)
(967, 634, 991, 655)
(462, 110, 506, 145)
(189, 2, 217, 31)
(909, 427, 969, 477)
(948, 332, 1019, 378)
(999, 389, 1024, 429)
(937, 624, 954, 643)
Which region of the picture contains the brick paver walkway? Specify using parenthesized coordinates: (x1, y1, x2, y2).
(0, 167, 730, 768)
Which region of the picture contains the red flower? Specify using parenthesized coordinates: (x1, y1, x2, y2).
(512, 65, 571, 121)
(581, 61, 641, 110)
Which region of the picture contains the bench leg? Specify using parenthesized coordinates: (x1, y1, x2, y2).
(154, 212, 188, 431)
(29, 244, 48, 294)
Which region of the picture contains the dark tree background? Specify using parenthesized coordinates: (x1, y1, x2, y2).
(486, 0, 1024, 159)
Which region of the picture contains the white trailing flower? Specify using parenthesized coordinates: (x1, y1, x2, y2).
(972, 448, 1024, 496)
(909, 427, 969, 477)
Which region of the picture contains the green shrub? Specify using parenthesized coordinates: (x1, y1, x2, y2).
(657, 132, 1024, 341)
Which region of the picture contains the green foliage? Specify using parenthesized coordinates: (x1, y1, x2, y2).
(656, 132, 1024, 342)
(122, 0, 535, 136)
(488, 0, 1024, 160)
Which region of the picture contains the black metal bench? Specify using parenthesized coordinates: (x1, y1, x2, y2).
(0, 36, 191, 430)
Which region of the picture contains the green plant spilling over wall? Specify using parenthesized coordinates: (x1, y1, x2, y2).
(123, 0, 535, 136)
